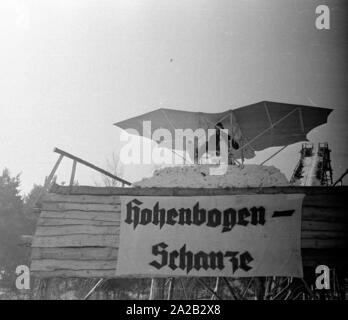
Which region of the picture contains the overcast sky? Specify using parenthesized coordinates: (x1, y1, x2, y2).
(0, 0, 347, 193)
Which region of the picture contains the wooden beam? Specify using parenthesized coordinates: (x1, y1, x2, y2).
(69, 160, 77, 187)
(302, 207, 348, 223)
(31, 269, 117, 278)
(45, 154, 64, 189)
(50, 184, 348, 196)
(302, 221, 348, 232)
(301, 238, 348, 249)
(40, 211, 120, 222)
(197, 278, 222, 300)
(41, 194, 121, 204)
(260, 145, 288, 165)
(333, 169, 348, 186)
(34, 154, 64, 205)
(83, 279, 105, 300)
(37, 218, 120, 226)
(41, 202, 120, 212)
(31, 259, 117, 271)
(31, 234, 119, 248)
(31, 247, 118, 260)
(53, 148, 131, 186)
(35, 225, 120, 236)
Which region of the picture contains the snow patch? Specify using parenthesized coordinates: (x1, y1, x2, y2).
(133, 164, 290, 188)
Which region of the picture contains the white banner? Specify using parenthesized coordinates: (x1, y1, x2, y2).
(116, 194, 304, 277)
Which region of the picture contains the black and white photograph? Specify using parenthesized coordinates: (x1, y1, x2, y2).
(0, 0, 347, 308)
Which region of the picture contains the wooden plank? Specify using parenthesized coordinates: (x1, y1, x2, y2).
(303, 258, 348, 267)
(41, 202, 120, 212)
(31, 247, 118, 260)
(37, 217, 120, 226)
(40, 211, 120, 222)
(29, 249, 348, 278)
(35, 225, 120, 236)
(302, 221, 348, 232)
(302, 249, 348, 267)
(37, 221, 342, 231)
(32, 234, 119, 248)
(31, 269, 117, 278)
(35, 224, 346, 238)
(37, 210, 346, 227)
(303, 194, 347, 208)
(31, 234, 346, 249)
(301, 238, 348, 249)
(31, 259, 117, 271)
(42, 192, 345, 208)
(40, 195, 346, 214)
(301, 230, 348, 239)
(38, 203, 345, 224)
(302, 207, 348, 222)
(302, 249, 348, 260)
(50, 184, 348, 196)
(41, 194, 121, 204)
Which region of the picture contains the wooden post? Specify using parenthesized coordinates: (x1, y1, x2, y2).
(69, 160, 77, 187)
(222, 277, 239, 300)
(34, 154, 64, 206)
(255, 277, 266, 300)
(167, 278, 175, 300)
(211, 277, 220, 300)
(149, 279, 154, 299)
(45, 154, 64, 189)
(83, 279, 104, 300)
(197, 278, 222, 300)
(54, 147, 131, 186)
(179, 278, 188, 299)
(260, 145, 288, 165)
(149, 278, 166, 300)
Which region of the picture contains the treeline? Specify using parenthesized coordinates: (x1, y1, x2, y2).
(0, 168, 42, 289)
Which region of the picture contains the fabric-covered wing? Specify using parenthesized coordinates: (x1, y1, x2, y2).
(232, 101, 332, 152)
(114, 102, 332, 161)
(114, 108, 231, 133)
(114, 108, 230, 147)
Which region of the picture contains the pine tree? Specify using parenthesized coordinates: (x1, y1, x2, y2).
(0, 169, 33, 288)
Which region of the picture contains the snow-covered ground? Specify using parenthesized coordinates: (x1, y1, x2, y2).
(133, 164, 290, 188)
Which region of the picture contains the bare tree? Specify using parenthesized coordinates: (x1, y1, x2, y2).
(98, 152, 124, 187)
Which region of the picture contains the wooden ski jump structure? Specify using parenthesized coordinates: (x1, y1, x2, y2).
(28, 146, 348, 300)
